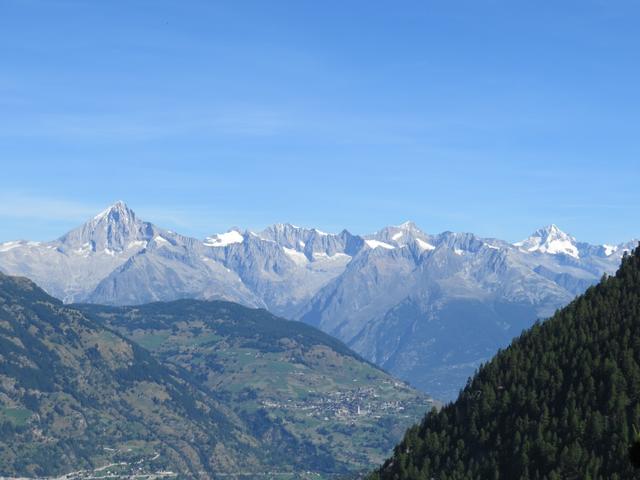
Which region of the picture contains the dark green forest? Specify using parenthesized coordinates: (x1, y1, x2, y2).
(372, 245, 640, 480)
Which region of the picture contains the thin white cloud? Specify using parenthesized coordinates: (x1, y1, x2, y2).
(0, 193, 103, 222)
(0, 107, 290, 142)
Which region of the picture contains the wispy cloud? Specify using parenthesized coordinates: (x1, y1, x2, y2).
(0, 106, 291, 142)
(0, 192, 103, 222)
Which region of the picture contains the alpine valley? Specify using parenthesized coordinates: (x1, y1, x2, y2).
(0, 272, 430, 478)
(0, 202, 635, 400)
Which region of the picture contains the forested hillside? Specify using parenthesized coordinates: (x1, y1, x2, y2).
(372, 245, 640, 480)
(0, 273, 260, 477)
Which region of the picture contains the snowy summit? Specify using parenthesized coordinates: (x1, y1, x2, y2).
(514, 224, 580, 259)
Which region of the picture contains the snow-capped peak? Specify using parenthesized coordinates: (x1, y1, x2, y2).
(388, 221, 423, 237)
(92, 200, 134, 222)
(515, 224, 580, 259)
(397, 220, 418, 230)
(388, 222, 417, 241)
(57, 201, 161, 253)
(85, 201, 140, 235)
(367, 221, 428, 248)
(204, 229, 245, 247)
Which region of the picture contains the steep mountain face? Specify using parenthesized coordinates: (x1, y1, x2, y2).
(371, 247, 640, 480)
(204, 226, 356, 319)
(88, 236, 260, 308)
(0, 273, 261, 477)
(58, 201, 157, 253)
(0, 202, 635, 400)
(77, 300, 432, 475)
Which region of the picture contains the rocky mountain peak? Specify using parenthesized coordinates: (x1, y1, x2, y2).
(397, 220, 419, 231)
(515, 224, 579, 258)
(94, 200, 136, 227)
(255, 223, 334, 250)
(368, 221, 428, 248)
(58, 201, 156, 252)
(534, 224, 569, 239)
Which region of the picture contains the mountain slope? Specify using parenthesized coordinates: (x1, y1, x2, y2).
(0, 273, 260, 478)
(371, 245, 640, 480)
(0, 273, 432, 477)
(77, 300, 433, 474)
(87, 237, 260, 307)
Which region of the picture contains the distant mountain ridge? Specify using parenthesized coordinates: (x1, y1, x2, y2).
(0, 202, 636, 399)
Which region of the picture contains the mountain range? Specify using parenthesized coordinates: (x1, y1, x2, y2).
(0, 201, 636, 400)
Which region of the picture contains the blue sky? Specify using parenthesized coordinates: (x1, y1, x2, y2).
(1, 1, 639, 244)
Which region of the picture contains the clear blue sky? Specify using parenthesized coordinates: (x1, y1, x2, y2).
(1, 0, 639, 244)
